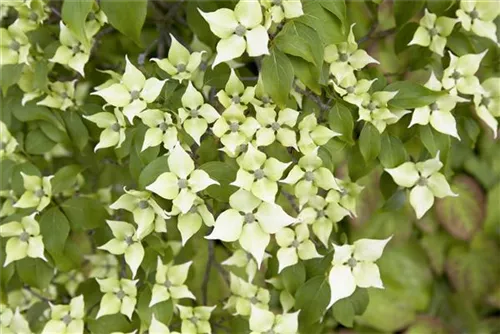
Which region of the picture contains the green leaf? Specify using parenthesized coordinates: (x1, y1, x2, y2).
(61, 197, 108, 231)
(420, 232, 453, 275)
(100, 0, 147, 45)
(393, 0, 424, 26)
(419, 125, 451, 164)
(129, 129, 160, 181)
(288, 55, 321, 94)
(386, 81, 445, 109)
(138, 155, 170, 189)
(0, 159, 16, 191)
(394, 22, 419, 54)
(296, 2, 344, 45)
(51, 165, 84, 194)
(426, 0, 455, 15)
(39, 121, 70, 145)
(359, 123, 381, 162)
(435, 175, 485, 241)
(24, 129, 56, 155)
(328, 103, 354, 145)
(378, 134, 407, 168)
(62, 110, 90, 151)
(0, 64, 24, 95)
(275, 21, 323, 66)
(61, 0, 93, 46)
(11, 162, 41, 196)
(12, 102, 65, 131)
(332, 288, 369, 327)
(32, 60, 49, 91)
(318, 0, 347, 29)
(39, 207, 71, 257)
(203, 63, 231, 89)
(261, 48, 294, 109)
(16, 258, 54, 290)
(281, 261, 306, 295)
(199, 161, 238, 202)
(294, 276, 329, 325)
(87, 314, 135, 334)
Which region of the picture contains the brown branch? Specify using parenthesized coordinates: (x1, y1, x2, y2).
(201, 240, 215, 304)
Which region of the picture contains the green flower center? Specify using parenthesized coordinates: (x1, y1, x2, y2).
(178, 178, 188, 189)
(428, 28, 438, 37)
(115, 289, 126, 300)
(189, 205, 198, 214)
(29, 12, 39, 21)
(272, 0, 282, 5)
(176, 63, 186, 72)
(87, 12, 96, 21)
(189, 316, 198, 324)
(71, 44, 81, 54)
(469, 9, 479, 20)
(9, 40, 21, 51)
(62, 314, 72, 325)
(229, 122, 240, 133)
(235, 24, 247, 37)
(347, 257, 357, 268)
(35, 189, 45, 198)
(430, 102, 439, 111)
(339, 188, 348, 197)
(451, 70, 462, 80)
(199, 61, 208, 71)
(125, 236, 134, 245)
(339, 53, 349, 62)
(417, 177, 428, 186)
(130, 90, 140, 100)
(138, 200, 149, 209)
(480, 97, 491, 107)
(163, 279, 172, 288)
(60, 92, 69, 99)
(304, 171, 315, 182)
(253, 169, 265, 180)
(261, 96, 271, 104)
(19, 231, 30, 242)
(316, 210, 325, 218)
(271, 122, 281, 131)
(367, 102, 377, 111)
(158, 122, 169, 131)
(111, 123, 121, 132)
(239, 143, 248, 153)
(0, 141, 6, 150)
(346, 86, 355, 94)
(232, 95, 241, 104)
(244, 212, 255, 224)
(291, 239, 300, 248)
(250, 296, 259, 304)
(190, 108, 199, 118)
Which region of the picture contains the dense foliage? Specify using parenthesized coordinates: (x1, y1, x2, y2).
(0, 0, 499, 333)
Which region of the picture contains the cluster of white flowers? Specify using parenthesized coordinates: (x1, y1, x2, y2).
(0, 0, 498, 333)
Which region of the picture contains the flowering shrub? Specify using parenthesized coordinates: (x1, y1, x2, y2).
(0, 0, 499, 333)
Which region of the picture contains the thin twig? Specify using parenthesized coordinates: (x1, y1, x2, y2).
(358, 21, 379, 45)
(281, 189, 299, 214)
(23, 285, 53, 303)
(293, 83, 331, 111)
(138, 39, 159, 66)
(202, 240, 215, 304)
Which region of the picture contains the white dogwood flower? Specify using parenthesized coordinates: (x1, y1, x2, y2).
(232, 144, 290, 203)
(50, 22, 91, 76)
(0, 305, 31, 334)
(249, 305, 299, 334)
(98, 220, 144, 278)
(222, 249, 263, 282)
(408, 9, 457, 56)
(328, 237, 391, 308)
(84, 108, 127, 152)
(409, 72, 467, 139)
(178, 82, 220, 145)
(41, 295, 84, 334)
(146, 144, 219, 213)
(441, 51, 487, 95)
(0, 213, 46, 266)
(207, 189, 295, 266)
(385, 153, 458, 218)
(260, 0, 303, 25)
(254, 106, 299, 149)
(176, 305, 215, 334)
(109, 189, 169, 238)
(0, 26, 30, 65)
(199, 0, 269, 67)
(96, 277, 137, 319)
(169, 196, 214, 245)
(92, 56, 166, 122)
(150, 258, 195, 307)
(456, 0, 499, 42)
(217, 69, 256, 112)
(474, 77, 500, 138)
(14, 173, 52, 211)
(276, 223, 321, 272)
(297, 114, 340, 154)
(324, 24, 378, 81)
(225, 273, 270, 316)
(138, 109, 178, 151)
(152, 34, 204, 82)
(0, 121, 18, 159)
